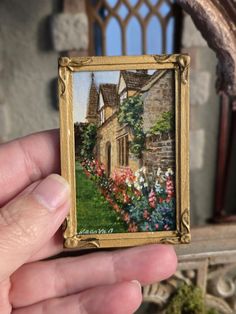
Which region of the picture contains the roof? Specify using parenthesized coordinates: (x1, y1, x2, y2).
(120, 70, 151, 91)
(86, 76, 98, 119)
(100, 84, 118, 107)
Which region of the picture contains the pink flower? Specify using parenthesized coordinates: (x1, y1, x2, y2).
(148, 189, 157, 208)
(155, 224, 159, 230)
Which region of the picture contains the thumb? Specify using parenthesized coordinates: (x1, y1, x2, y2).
(0, 174, 70, 281)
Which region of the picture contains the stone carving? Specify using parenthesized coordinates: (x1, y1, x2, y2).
(141, 261, 236, 314)
(177, 0, 236, 96)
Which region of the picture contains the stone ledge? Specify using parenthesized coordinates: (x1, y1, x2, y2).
(51, 13, 88, 51)
(175, 224, 236, 261)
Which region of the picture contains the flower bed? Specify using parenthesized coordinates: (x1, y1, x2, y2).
(81, 159, 176, 232)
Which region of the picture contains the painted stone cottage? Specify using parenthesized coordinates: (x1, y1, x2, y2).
(85, 69, 175, 177)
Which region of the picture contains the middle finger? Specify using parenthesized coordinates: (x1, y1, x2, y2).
(10, 244, 177, 308)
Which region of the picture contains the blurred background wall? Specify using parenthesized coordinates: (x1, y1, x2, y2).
(0, 0, 60, 141)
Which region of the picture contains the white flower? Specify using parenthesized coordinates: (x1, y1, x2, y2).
(125, 178, 132, 187)
(139, 176, 145, 183)
(165, 168, 174, 177)
(134, 182, 141, 190)
(156, 167, 162, 177)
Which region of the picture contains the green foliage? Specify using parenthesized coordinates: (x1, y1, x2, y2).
(166, 284, 220, 314)
(118, 95, 145, 158)
(150, 110, 174, 135)
(75, 123, 97, 160)
(166, 284, 204, 314)
(76, 163, 127, 233)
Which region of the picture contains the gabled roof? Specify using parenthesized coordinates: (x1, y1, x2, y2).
(100, 84, 118, 107)
(120, 70, 151, 91)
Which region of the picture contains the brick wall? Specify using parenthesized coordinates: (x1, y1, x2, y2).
(143, 132, 175, 174)
(142, 70, 174, 133)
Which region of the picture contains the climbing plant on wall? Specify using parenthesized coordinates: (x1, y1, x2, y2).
(149, 110, 175, 135)
(118, 95, 145, 159)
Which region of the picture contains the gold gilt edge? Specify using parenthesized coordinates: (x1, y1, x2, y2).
(59, 54, 190, 249)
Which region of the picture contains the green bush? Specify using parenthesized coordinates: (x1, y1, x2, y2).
(150, 110, 174, 135)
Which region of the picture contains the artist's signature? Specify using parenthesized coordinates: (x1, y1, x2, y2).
(79, 228, 114, 235)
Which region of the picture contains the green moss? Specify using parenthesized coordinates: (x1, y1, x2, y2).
(166, 284, 204, 314)
(165, 284, 220, 314)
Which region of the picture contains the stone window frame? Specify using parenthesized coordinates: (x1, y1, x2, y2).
(86, 0, 183, 56)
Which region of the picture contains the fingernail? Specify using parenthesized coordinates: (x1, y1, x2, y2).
(33, 174, 70, 212)
(131, 280, 142, 290)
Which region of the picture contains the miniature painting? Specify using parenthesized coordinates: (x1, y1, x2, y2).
(59, 55, 190, 249)
(74, 69, 176, 234)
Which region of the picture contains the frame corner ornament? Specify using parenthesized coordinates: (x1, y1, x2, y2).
(64, 236, 100, 249)
(177, 54, 190, 84)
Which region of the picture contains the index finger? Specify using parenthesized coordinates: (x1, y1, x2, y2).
(0, 129, 60, 206)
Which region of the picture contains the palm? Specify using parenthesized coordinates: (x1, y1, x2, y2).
(0, 130, 176, 314)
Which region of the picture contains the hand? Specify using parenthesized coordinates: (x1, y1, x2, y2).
(0, 130, 177, 314)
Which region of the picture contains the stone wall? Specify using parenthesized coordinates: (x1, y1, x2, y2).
(143, 133, 175, 174)
(96, 115, 119, 175)
(0, 0, 60, 141)
(142, 70, 174, 133)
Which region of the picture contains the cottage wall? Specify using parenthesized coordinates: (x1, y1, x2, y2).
(142, 70, 175, 133)
(143, 133, 175, 174)
(96, 115, 119, 175)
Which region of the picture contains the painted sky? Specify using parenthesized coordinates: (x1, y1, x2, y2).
(73, 71, 120, 123)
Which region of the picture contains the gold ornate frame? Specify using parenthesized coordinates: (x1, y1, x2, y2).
(59, 55, 190, 249)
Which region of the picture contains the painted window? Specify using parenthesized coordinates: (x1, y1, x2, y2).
(118, 134, 129, 166)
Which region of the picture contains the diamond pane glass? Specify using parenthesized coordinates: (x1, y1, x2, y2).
(118, 3, 129, 19)
(159, 2, 171, 17)
(138, 3, 150, 18)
